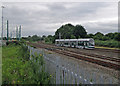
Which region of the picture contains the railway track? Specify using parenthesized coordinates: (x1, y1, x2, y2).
(65, 49, 120, 63)
(27, 42, 120, 71)
(36, 43, 120, 62)
(37, 42, 120, 53)
(94, 48, 120, 53)
(53, 49, 120, 70)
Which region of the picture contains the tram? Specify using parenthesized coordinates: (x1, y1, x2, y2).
(55, 38, 95, 49)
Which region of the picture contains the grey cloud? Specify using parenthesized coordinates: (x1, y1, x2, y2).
(84, 20, 118, 34)
(2, 2, 118, 37)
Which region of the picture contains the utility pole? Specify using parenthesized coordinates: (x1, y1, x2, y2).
(1, 6, 5, 42)
(59, 32, 61, 39)
(6, 20, 9, 42)
(59, 32, 61, 46)
(19, 25, 21, 41)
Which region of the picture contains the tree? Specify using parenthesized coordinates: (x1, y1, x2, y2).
(55, 23, 75, 39)
(41, 35, 46, 40)
(55, 24, 87, 39)
(102, 36, 110, 41)
(114, 33, 120, 41)
(70, 35, 76, 39)
(32, 35, 41, 41)
(44, 35, 55, 44)
(105, 33, 114, 39)
(94, 32, 104, 40)
(73, 25, 87, 39)
(94, 32, 104, 36)
(87, 33, 94, 38)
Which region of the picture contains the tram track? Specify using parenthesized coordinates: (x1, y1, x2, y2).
(65, 49, 120, 63)
(27, 42, 120, 71)
(94, 48, 120, 53)
(36, 42, 120, 62)
(53, 49, 120, 70)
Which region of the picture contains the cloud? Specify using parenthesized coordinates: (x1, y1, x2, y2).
(2, 2, 118, 37)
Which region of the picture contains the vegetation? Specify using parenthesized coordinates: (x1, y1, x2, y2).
(55, 23, 87, 39)
(22, 35, 41, 42)
(95, 40, 120, 48)
(2, 43, 51, 84)
(0, 47, 1, 85)
(44, 35, 55, 44)
(21, 23, 120, 48)
(88, 32, 120, 48)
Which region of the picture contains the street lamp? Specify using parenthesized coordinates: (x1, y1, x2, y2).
(1, 6, 5, 43)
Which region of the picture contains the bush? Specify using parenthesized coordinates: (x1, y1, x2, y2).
(95, 40, 120, 48)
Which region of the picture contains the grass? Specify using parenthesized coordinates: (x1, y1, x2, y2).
(0, 47, 1, 85)
(2, 43, 51, 85)
(2, 44, 21, 58)
(95, 46, 120, 50)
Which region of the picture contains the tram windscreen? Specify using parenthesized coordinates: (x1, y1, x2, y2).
(89, 42, 94, 46)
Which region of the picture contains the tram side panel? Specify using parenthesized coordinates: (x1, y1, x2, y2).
(55, 39, 95, 49)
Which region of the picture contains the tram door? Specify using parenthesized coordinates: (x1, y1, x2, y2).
(84, 41, 89, 48)
(70, 41, 75, 48)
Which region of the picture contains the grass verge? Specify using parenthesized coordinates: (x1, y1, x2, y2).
(2, 43, 51, 85)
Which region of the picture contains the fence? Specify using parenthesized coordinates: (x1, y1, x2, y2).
(28, 46, 118, 84)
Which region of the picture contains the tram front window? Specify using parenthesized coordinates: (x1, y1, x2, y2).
(89, 43, 94, 46)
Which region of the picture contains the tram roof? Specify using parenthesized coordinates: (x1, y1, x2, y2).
(55, 38, 94, 42)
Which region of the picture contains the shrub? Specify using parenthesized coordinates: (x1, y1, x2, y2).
(95, 40, 120, 48)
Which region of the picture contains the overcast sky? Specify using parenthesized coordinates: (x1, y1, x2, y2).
(1, 2, 118, 37)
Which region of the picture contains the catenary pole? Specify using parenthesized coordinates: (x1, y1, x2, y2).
(1, 6, 5, 43)
(16, 26, 18, 40)
(19, 25, 21, 41)
(6, 20, 9, 42)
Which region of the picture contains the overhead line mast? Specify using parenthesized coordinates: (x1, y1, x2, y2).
(19, 25, 21, 41)
(6, 20, 9, 42)
(1, 6, 5, 42)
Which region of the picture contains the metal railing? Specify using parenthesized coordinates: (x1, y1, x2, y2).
(28, 46, 118, 84)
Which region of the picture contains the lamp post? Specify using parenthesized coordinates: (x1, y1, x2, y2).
(1, 6, 5, 43)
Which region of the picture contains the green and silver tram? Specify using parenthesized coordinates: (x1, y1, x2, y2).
(55, 38, 95, 49)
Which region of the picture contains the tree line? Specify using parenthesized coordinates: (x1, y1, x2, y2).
(22, 23, 120, 48)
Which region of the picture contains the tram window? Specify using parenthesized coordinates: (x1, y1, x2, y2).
(85, 42, 89, 46)
(72, 42, 75, 45)
(78, 41, 84, 46)
(56, 41, 59, 44)
(64, 42, 68, 45)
